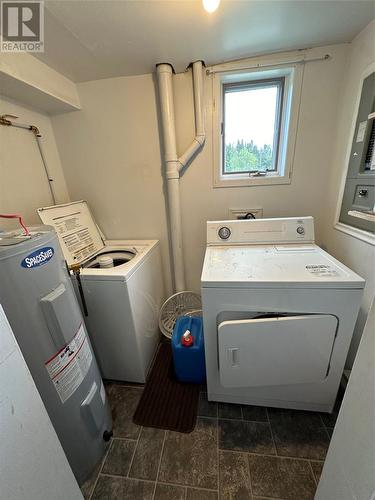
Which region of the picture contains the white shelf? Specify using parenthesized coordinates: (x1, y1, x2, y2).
(0, 53, 80, 114)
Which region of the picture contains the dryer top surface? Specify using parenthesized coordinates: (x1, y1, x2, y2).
(201, 243, 365, 289)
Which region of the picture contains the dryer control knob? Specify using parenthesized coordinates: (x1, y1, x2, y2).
(218, 226, 231, 240)
(296, 226, 305, 235)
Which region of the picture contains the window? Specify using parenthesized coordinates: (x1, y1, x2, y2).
(212, 64, 303, 187)
(223, 78, 284, 175)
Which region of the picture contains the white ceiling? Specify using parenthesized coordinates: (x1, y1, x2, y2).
(35, 0, 374, 82)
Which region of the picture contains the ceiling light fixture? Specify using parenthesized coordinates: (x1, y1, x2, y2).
(202, 0, 221, 13)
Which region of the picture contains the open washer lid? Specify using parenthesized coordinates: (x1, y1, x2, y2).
(37, 201, 104, 267)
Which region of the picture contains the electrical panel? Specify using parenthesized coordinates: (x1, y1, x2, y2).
(339, 72, 375, 233)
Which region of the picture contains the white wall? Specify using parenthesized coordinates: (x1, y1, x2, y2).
(0, 305, 83, 500)
(321, 20, 375, 367)
(0, 96, 70, 230)
(175, 44, 349, 290)
(50, 43, 348, 296)
(315, 298, 375, 500)
(50, 73, 173, 293)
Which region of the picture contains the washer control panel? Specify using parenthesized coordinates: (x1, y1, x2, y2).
(218, 226, 231, 240)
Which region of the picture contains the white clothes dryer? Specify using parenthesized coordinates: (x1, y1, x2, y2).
(201, 217, 365, 413)
(38, 201, 165, 383)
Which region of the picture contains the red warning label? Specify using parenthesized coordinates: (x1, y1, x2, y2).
(45, 324, 93, 403)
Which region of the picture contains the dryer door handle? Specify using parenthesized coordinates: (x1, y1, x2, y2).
(227, 348, 239, 367)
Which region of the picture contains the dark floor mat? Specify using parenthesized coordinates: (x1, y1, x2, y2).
(133, 343, 200, 433)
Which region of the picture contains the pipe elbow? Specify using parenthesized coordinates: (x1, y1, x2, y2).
(195, 134, 206, 147)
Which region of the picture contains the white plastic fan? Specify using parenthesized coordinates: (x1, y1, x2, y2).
(159, 291, 202, 338)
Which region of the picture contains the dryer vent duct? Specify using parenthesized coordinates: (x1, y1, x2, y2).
(156, 61, 205, 292)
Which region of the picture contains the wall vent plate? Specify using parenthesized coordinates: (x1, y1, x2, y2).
(229, 208, 263, 220)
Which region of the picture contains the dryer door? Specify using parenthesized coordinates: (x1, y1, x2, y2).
(218, 315, 337, 388)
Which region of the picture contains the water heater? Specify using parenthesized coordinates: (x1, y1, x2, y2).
(0, 225, 112, 485)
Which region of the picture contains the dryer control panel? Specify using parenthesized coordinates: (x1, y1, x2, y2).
(207, 217, 315, 245)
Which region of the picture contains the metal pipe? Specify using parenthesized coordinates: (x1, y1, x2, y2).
(35, 134, 57, 205)
(206, 54, 331, 75)
(0, 114, 57, 205)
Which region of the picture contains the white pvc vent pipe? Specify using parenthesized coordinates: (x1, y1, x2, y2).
(156, 61, 205, 292)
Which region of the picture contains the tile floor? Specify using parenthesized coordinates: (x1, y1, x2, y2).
(82, 382, 340, 500)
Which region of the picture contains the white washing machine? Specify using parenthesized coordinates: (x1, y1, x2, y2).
(38, 201, 165, 383)
(201, 217, 365, 413)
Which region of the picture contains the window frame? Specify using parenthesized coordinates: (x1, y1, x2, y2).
(222, 77, 285, 175)
(212, 64, 303, 188)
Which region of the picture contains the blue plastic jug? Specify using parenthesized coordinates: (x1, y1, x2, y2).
(171, 316, 206, 384)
